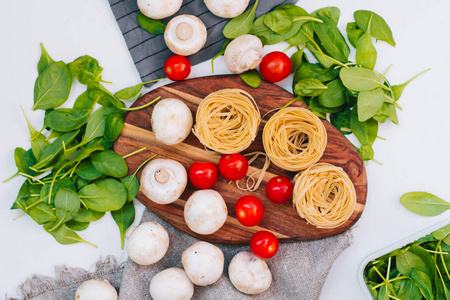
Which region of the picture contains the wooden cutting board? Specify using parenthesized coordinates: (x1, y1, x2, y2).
(113, 75, 367, 244)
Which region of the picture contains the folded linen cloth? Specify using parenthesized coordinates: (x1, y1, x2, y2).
(108, 0, 298, 84)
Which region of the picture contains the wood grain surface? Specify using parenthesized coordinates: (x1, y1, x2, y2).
(113, 75, 367, 244)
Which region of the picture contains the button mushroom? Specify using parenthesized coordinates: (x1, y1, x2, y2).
(204, 0, 250, 18)
(149, 267, 194, 300)
(224, 34, 263, 74)
(137, 0, 182, 20)
(125, 222, 169, 265)
(182, 241, 224, 286)
(140, 158, 187, 205)
(228, 251, 272, 295)
(184, 189, 228, 235)
(151, 98, 193, 146)
(75, 279, 117, 300)
(164, 15, 207, 56)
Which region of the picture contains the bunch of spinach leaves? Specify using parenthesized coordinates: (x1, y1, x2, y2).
(7, 44, 159, 248)
(220, 5, 428, 161)
(364, 224, 450, 299)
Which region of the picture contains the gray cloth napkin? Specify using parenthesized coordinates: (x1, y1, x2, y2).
(119, 209, 352, 300)
(108, 0, 298, 83)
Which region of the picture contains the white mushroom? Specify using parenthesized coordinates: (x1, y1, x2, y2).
(228, 251, 272, 295)
(126, 222, 169, 265)
(164, 15, 207, 56)
(140, 158, 187, 205)
(184, 189, 227, 235)
(182, 241, 224, 286)
(137, 0, 182, 20)
(224, 34, 263, 74)
(149, 267, 194, 300)
(204, 0, 250, 18)
(75, 279, 117, 300)
(151, 98, 193, 145)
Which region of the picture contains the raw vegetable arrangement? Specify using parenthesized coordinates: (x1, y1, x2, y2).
(363, 223, 450, 299)
(5, 44, 162, 248)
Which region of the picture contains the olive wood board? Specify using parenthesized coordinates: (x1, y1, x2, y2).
(113, 75, 367, 244)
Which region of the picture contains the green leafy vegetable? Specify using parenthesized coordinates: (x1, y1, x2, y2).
(354, 10, 396, 47)
(239, 69, 262, 88)
(37, 43, 54, 74)
(294, 78, 327, 97)
(111, 201, 135, 249)
(355, 14, 377, 70)
(68, 55, 104, 85)
(137, 13, 166, 35)
(44, 108, 90, 132)
(223, 0, 259, 39)
(400, 192, 450, 216)
(91, 150, 128, 178)
(78, 178, 127, 212)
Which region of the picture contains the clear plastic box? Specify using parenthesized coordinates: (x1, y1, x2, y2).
(357, 219, 450, 298)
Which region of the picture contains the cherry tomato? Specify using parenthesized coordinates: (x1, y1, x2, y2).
(235, 195, 264, 227)
(259, 51, 292, 83)
(163, 55, 191, 81)
(265, 176, 293, 204)
(188, 161, 219, 189)
(250, 231, 279, 259)
(218, 153, 248, 181)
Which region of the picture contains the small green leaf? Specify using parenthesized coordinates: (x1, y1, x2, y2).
(354, 10, 396, 47)
(72, 207, 105, 222)
(78, 178, 127, 212)
(37, 43, 55, 74)
(318, 79, 347, 108)
(294, 78, 327, 97)
(68, 55, 103, 85)
(350, 108, 378, 145)
(391, 69, 430, 101)
(340, 67, 389, 92)
(313, 16, 350, 63)
(239, 70, 261, 88)
(400, 192, 450, 216)
(263, 10, 293, 35)
(346, 22, 364, 48)
(104, 113, 124, 142)
(122, 175, 139, 202)
(91, 150, 128, 178)
(44, 223, 96, 247)
(44, 108, 90, 132)
(137, 13, 166, 35)
(111, 201, 135, 249)
(14, 147, 36, 176)
(223, 0, 259, 39)
(355, 18, 377, 70)
(357, 88, 385, 122)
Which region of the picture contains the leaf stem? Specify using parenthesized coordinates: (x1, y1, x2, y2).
(18, 172, 45, 185)
(3, 172, 18, 183)
(13, 211, 27, 221)
(122, 146, 147, 160)
(119, 96, 161, 111)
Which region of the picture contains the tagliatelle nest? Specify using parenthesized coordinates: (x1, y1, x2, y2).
(292, 163, 356, 229)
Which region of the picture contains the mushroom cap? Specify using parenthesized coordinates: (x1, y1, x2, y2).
(137, 0, 182, 20)
(224, 34, 263, 74)
(75, 279, 117, 300)
(140, 158, 187, 205)
(182, 241, 224, 286)
(126, 222, 169, 265)
(204, 0, 250, 18)
(151, 98, 193, 145)
(184, 189, 228, 235)
(164, 15, 207, 56)
(228, 251, 272, 295)
(149, 267, 194, 300)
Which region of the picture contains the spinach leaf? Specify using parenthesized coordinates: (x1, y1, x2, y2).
(294, 78, 327, 97)
(11, 180, 32, 211)
(74, 91, 98, 112)
(263, 10, 293, 35)
(50, 188, 81, 231)
(432, 224, 450, 240)
(391, 69, 430, 101)
(72, 207, 105, 223)
(400, 192, 450, 216)
(75, 159, 104, 181)
(114, 79, 161, 102)
(223, 0, 259, 39)
(68, 55, 103, 85)
(28, 203, 56, 225)
(340, 67, 389, 92)
(294, 63, 340, 83)
(104, 113, 124, 142)
(318, 79, 347, 108)
(355, 15, 377, 70)
(14, 147, 36, 176)
(88, 82, 125, 109)
(111, 201, 135, 249)
(137, 13, 166, 35)
(78, 178, 127, 212)
(44, 108, 90, 132)
(65, 220, 90, 231)
(290, 47, 305, 74)
(330, 109, 352, 135)
(33, 61, 72, 111)
(395, 278, 422, 300)
(239, 69, 261, 88)
(21, 108, 49, 161)
(91, 149, 128, 178)
(346, 22, 364, 48)
(357, 88, 385, 122)
(350, 108, 378, 145)
(313, 16, 350, 63)
(311, 6, 340, 25)
(411, 269, 433, 300)
(82, 106, 122, 145)
(122, 175, 139, 202)
(37, 43, 54, 74)
(33, 130, 79, 170)
(44, 222, 96, 247)
(354, 10, 396, 47)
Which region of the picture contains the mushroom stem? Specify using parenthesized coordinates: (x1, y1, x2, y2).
(155, 169, 170, 184)
(176, 22, 194, 40)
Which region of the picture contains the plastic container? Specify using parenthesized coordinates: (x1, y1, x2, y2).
(358, 219, 450, 298)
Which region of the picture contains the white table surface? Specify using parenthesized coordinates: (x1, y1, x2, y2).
(1, 0, 449, 299)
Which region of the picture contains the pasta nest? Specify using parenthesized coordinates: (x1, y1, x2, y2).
(193, 89, 260, 154)
(262, 107, 327, 172)
(292, 163, 356, 228)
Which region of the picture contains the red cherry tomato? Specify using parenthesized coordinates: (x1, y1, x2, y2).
(218, 153, 248, 181)
(163, 55, 191, 81)
(235, 195, 264, 227)
(250, 231, 279, 259)
(188, 161, 219, 189)
(259, 51, 292, 83)
(265, 176, 293, 204)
